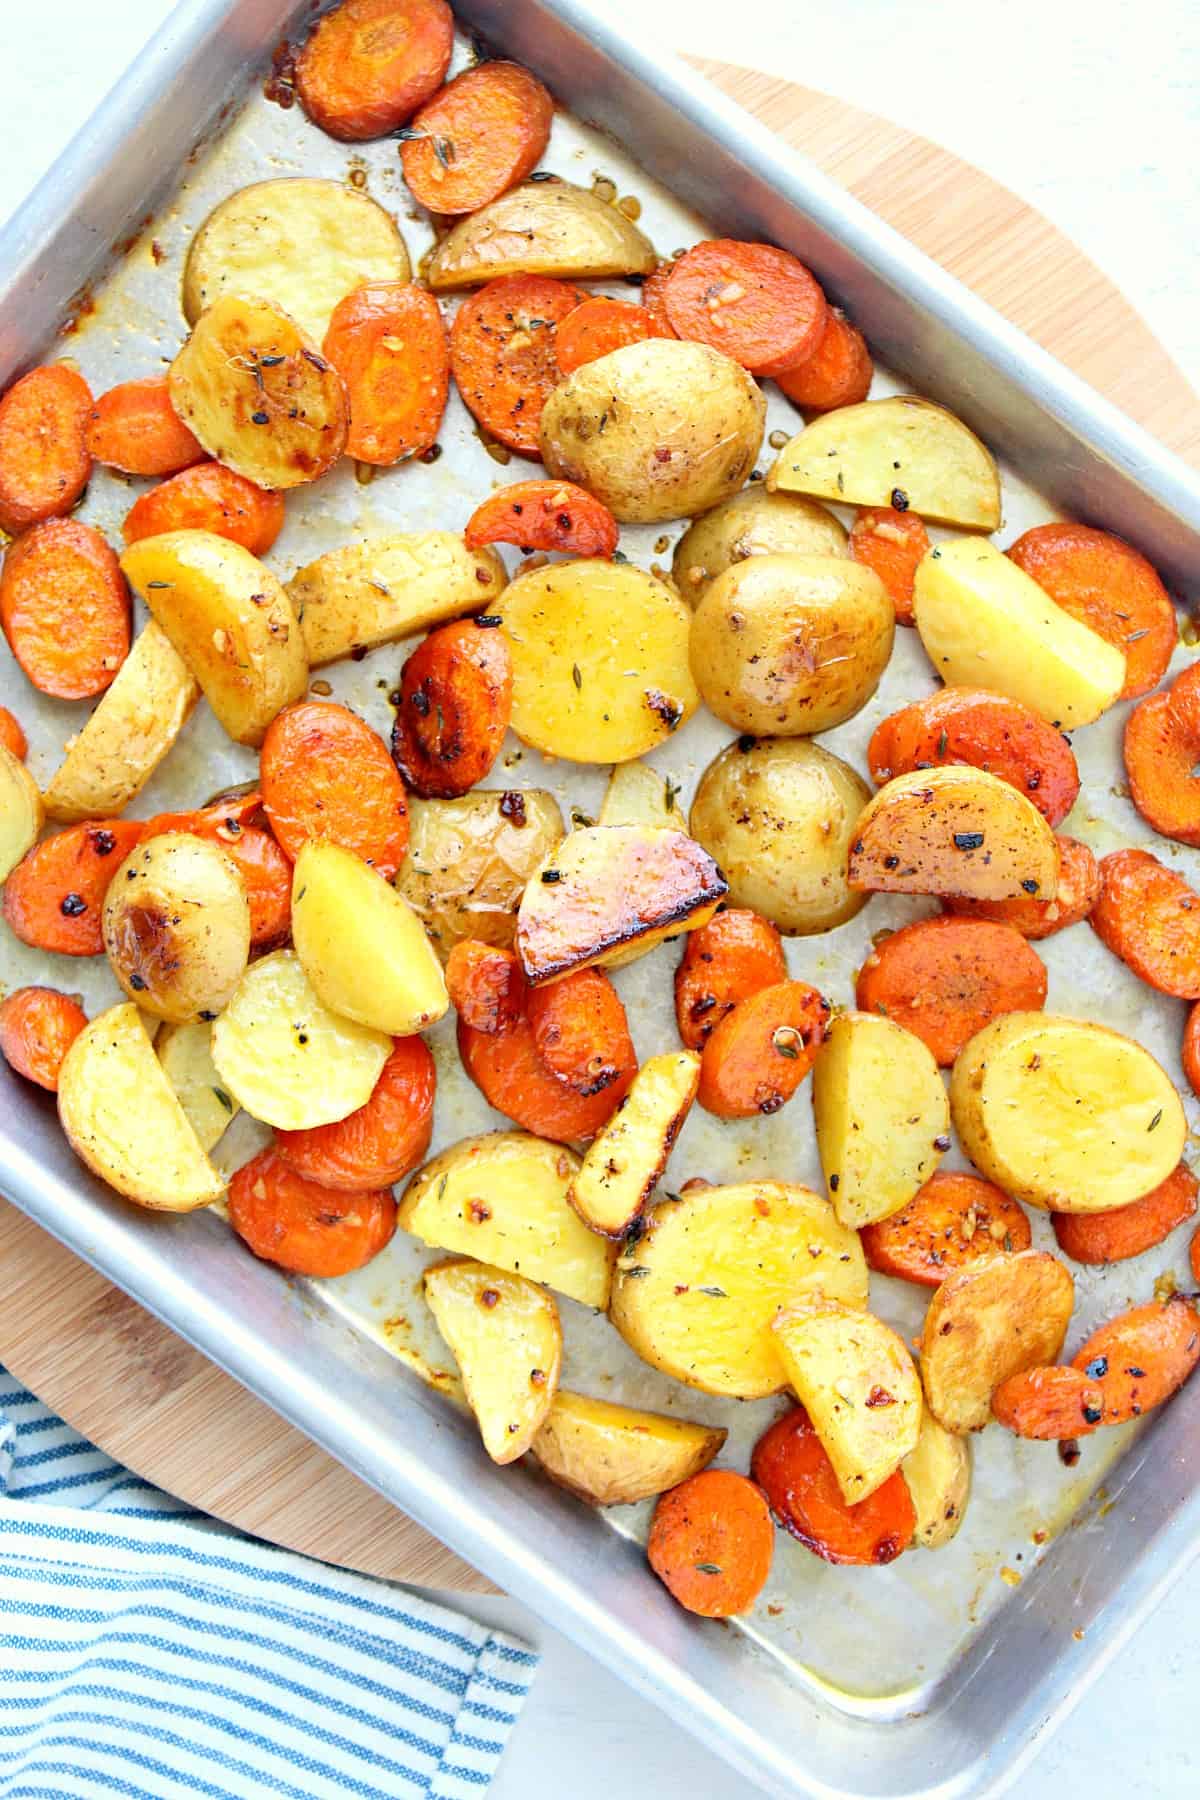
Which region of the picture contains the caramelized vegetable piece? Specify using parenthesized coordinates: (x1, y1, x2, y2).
(86, 376, 204, 477)
(294, 0, 453, 140)
(527, 968, 636, 1096)
(0, 364, 93, 535)
(663, 240, 826, 377)
(674, 907, 787, 1050)
(849, 766, 1060, 902)
(855, 915, 1047, 1067)
(400, 61, 554, 214)
(1052, 1163, 1197, 1266)
(424, 1259, 562, 1464)
(464, 479, 619, 560)
(261, 700, 409, 877)
(457, 1013, 631, 1143)
(323, 282, 449, 465)
(697, 979, 827, 1119)
(0, 986, 88, 1091)
(1169, 661, 1200, 739)
(919, 1251, 1075, 1433)
(775, 310, 873, 413)
(2, 820, 144, 956)
(228, 1145, 396, 1276)
(860, 1170, 1032, 1287)
(1124, 683, 1200, 848)
(647, 1470, 774, 1618)
(391, 617, 512, 799)
(142, 799, 291, 951)
(639, 260, 677, 337)
(991, 1366, 1104, 1440)
(1, 519, 130, 700)
(555, 297, 669, 373)
(0, 708, 27, 761)
(450, 273, 581, 456)
(1070, 1297, 1200, 1424)
(445, 940, 528, 1034)
(275, 1035, 435, 1191)
(567, 1050, 700, 1238)
(123, 463, 285, 555)
(1191, 1224, 1200, 1287)
(1185, 1001, 1200, 1100)
(1090, 847, 1200, 998)
(942, 834, 1100, 940)
(751, 1405, 915, 1566)
(847, 506, 929, 625)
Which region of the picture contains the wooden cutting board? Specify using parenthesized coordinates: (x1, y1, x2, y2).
(1, 63, 1196, 1593)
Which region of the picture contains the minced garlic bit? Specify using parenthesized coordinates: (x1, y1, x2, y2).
(999, 1566, 1021, 1588)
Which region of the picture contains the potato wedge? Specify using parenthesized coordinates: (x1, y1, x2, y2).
(919, 1250, 1075, 1432)
(397, 788, 563, 961)
(183, 178, 411, 344)
(767, 396, 1001, 531)
(673, 487, 847, 603)
(0, 744, 43, 882)
(169, 294, 347, 490)
(568, 1051, 700, 1237)
(211, 948, 390, 1131)
(913, 536, 1126, 729)
(516, 825, 726, 983)
(423, 1260, 561, 1465)
(423, 180, 656, 290)
(597, 761, 687, 832)
(399, 1132, 613, 1309)
(41, 621, 199, 823)
(287, 534, 506, 669)
(848, 766, 1060, 902)
(156, 1019, 239, 1153)
(771, 1298, 922, 1503)
(291, 840, 447, 1036)
(812, 1011, 949, 1230)
(497, 560, 698, 763)
(950, 1012, 1186, 1212)
(532, 1391, 726, 1506)
(901, 1409, 971, 1548)
(58, 1002, 225, 1210)
(103, 831, 250, 1023)
(609, 1181, 868, 1399)
(122, 530, 307, 747)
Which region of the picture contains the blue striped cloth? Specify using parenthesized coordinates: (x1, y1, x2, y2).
(0, 1369, 537, 1799)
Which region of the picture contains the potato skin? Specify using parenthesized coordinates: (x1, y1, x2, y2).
(848, 765, 1060, 902)
(672, 487, 846, 603)
(0, 744, 44, 882)
(396, 789, 563, 962)
(919, 1250, 1075, 1433)
(532, 1391, 725, 1507)
(423, 180, 657, 290)
(103, 832, 251, 1024)
(901, 1410, 970, 1547)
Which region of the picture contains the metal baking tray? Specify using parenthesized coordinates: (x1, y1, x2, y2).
(3, 3, 1200, 1796)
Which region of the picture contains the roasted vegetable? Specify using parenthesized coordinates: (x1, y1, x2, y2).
(424, 1259, 562, 1464)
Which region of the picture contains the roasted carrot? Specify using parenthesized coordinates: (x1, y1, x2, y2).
(942, 834, 1100, 939)
(555, 297, 670, 374)
(323, 282, 449, 465)
(1191, 1224, 1200, 1287)
(847, 505, 929, 625)
(1168, 661, 1200, 740)
(85, 376, 204, 477)
(697, 979, 827, 1119)
(991, 1366, 1104, 1440)
(2, 820, 144, 956)
(860, 1170, 1031, 1287)
(0, 707, 27, 761)
(457, 1013, 631, 1142)
(750, 1405, 915, 1566)
(1070, 1296, 1200, 1424)
(646, 1470, 774, 1618)
(260, 700, 409, 877)
(400, 60, 553, 214)
(1124, 683, 1200, 848)
(527, 968, 636, 1096)
(464, 478, 619, 560)
(774, 310, 873, 413)
(276, 1036, 435, 1191)
(294, 0, 453, 140)
(0, 519, 130, 700)
(0, 986, 88, 1091)
(0, 364, 93, 535)
(122, 462, 285, 555)
(228, 1145, 396, 1276)
(445, 940, 527, 1033)
(673, 907, 787, 1050)
(1052, 1163, 1198, 1266)
(1184, 1002, 1200, 1101)
(450, 274, 581, 456)
(1008, 522, 1176, 700)
(391, 617, 512, 798)
(142, 796, 290, 950)
(1090, 847, 1200, 998)
(662, 240, 826, 377)
(855, 915, 1047, 1067)
(639, 260, 677, 337)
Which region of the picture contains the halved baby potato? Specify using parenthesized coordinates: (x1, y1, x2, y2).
(919, 1249, 1075, 1432)
(0, 744, 43, 882)
(103, 831, 250, 1023)
(767, 396, 1001, 531)
(950, 1012, 1187, 1212)
(848, 765, 1060, 902)
(597, 761, 687, 832)
(901, 1408, 971, 1548)
(422, 179, 657, 290)
(58, 1002, 225, 1210)
(423, 1259, 562, 1465)
(532, 1390, 726, 1506)
(568, 1051, 700, 1237)
(672, 487, 847, 603)
(156, 1019, 239, 1153)
(397, 788, 564, 961)
(287, 534, 507, 669)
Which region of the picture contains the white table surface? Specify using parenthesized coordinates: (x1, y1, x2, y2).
(2, 3, 1198, 1795)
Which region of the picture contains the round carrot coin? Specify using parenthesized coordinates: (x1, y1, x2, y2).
(855, 915, 1047, 1067)
(1168, 661, 1200, 741)
(85, 376, 204, 477)
(141, 794, 290, 948)
(2, 820, 144, 956)
(555, 297, 669, 374)
(942, 834, 1099, 939)
(991, 1366, 1104, 1440)
(1052, 1163, 1198, 1266)
(639, 260, 677, 337)
(848, 505, 929, 625)
(323, 282, 449, 465)
(860, 1170, 1032, 1286)
(527, 968, 636, 1096)
(775, 310, 872, 412)
(0, 986, 88, 1091)
(391, 617, 512, 799)
(1184, 1002, 1200, 1100)
(123, 462, 285, 555)
(450, 274, 581, 456)
(464, 478, 619, 560)
(0, 707, 27, 760)
(1070, 1297, 1200, 1425)
(445, 940, 527, 1034)
(457, 1013, 631, 1142)
(663, 240, 826, 376)
(673, 908, 787, 1050)
(228, 1146, 396, 1276)
(1191, 1224, 1200, 1287)
(0, 519, 130, 700)
(1124, 687, 1200, 847)
(294, 0, 453, 140)
(400, 60, 553, 214)
(647, 1470, 774, 1618)
(275, 1037, 435, 1192)
(697, 979, 827, 1119)
(751, 1405, 914, 1566)
(261, 700, 409, 876)
(1090, 847, 1200, 998)
(0, 363, 93, 535)
(1008, 522, 1176, 699)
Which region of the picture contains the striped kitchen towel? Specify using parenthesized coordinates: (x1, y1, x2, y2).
(0, 1369, 537, 1799)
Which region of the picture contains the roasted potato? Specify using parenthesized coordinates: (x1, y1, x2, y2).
(812, 1011, 949, 1230)
(919, 1250, 1075, 1432)
(597, 761, 687, 832)
(901, 1409, 971, 1548)
(103, 832, 250, 1023)
(672, 487, 847, 602)
(287, 534, 507, 669)
(122, 530, 307, 747)
(58, 1002, 225, 1210)
(41, 622, 199, 823)
(689, 737, 869, 935)
(848, 766, 1060, 902)
(689, 553, 894, 735)
(568, 1051, 700, 1237)
(609, 1180, 868, 1399)
(399, 1131, 613, 1309)
(532, 1391, 726, 1506)
(0, 744, 43, 882)
(767, 396, 1001, 531)
(422, 179, 656, 290)
(497, 560, 698, 763)
(913, 536, 1126, 729)
(516, 825, 726, 983)
(540, 340, 766, 525)
(156, 1019, 239, 1153)
(211, 948, 390, 1131)
(396, 788, 564, 961)
(423, 1260, 562, 1465)
(169, 295, 348, 490)
(183, 178, 411, 344)
(950, 1012, 1187, 1212)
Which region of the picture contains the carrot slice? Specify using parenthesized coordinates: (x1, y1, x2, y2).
(942, 834, 1099, 940)
(0, 707, 27, 761)
(848, 505, 929, 625)
(457, 1013, 631, 1142)
(464, 478, 618, 559)
(123, 462, 285, 555)
(647, 1470, 774, 1618)
(85, 376, 204, 477)
(1169, 661, 1200, 741)
(275, 1036, 435, 1192)
(1184, 1002, 1200, 1101)
(697, 979, 827, 1119)
(1052, 1163, 1198, 1266)
(527, 968, 636, 1096)
(991, 1366, 1104, 1440)
(450, 274, 581, 456)
(323, 282, 449, 465)
(2, 820, 144, 956)
(1191, 1224, 1200, 1287)
(0, 364, 93, 535)
(775, 310, 873, 413)
(0, 519, 130, 700)
(662, 240, 826, 377)
(391, 617, 512, 799)
(294, 0, 453, 140)
(555, 297, 670, 374)
(400, 60, 553, 214)
(751, 1404, 914, 1566)
(0, 986, 88, 1091)
(1090, 847, 1200, 998)
(855, 915, 1047, 1067)
(1070, 1297, 1200, 1424)
(1008, 523, 1175, 700)
(445, 940, 527, 1033)
(673, 907, 787, 1050)
(1124, 685, 1200, 848)
(142, 797, 290, 950)
(260, 700, 409, 877)
(228, 1145, 396, 1276)
(640, 260, 678, 337)
(860, 1169, 1032, 1287)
